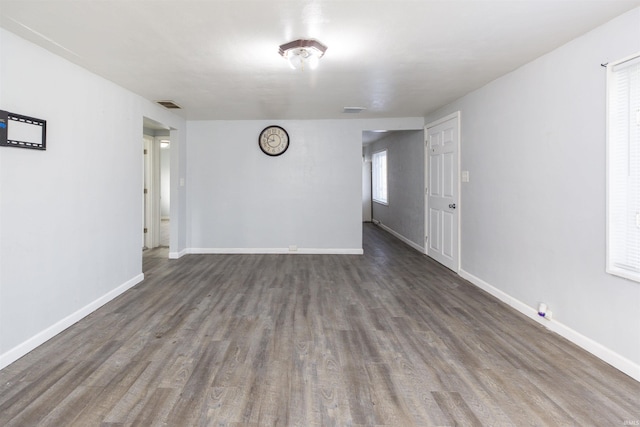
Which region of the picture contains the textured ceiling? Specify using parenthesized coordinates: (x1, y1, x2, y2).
(1, 0, 639, 120)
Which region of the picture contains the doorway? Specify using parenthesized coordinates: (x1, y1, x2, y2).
(362, 129, 426, 253)
(143, 118, 171, 253)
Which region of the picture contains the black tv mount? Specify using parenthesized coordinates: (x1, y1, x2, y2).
(0, 110, 47, 150)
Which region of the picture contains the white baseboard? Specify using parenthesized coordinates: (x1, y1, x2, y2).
(0, 273, 144, 370)
(459, 269, 640, 382)
(168, 248, 187, 259)
(187, 247, 363, 255)
(375, 221, 426, 254)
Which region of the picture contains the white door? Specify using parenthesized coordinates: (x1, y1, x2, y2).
(426, 112, 460, 271)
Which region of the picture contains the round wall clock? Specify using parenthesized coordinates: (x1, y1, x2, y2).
(259, 125, 289, 156)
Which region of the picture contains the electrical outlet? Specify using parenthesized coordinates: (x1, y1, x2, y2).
(289, 245, 298, 252)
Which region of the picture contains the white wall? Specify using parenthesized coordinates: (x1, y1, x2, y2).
(425, 8, 640, 379)
(367, 131, 425, 251)
(186, 118, 423, 254)
(0, 29, 186, 368)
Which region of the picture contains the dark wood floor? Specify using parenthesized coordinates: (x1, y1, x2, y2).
(1, 224, 638, 426)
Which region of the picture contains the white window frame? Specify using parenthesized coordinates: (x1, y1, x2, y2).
(606, 52, 640, 282)
(372, 149, 388, 205)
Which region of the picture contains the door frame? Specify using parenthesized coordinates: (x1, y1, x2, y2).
(143, 134, 161, 250)
(424, 111, 461, 272)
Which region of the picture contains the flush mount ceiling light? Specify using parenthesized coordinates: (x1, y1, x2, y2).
(279, 39, 327, 71)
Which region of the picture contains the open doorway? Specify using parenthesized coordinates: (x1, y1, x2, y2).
(143, 118, 171, 253)
(361, 129, 426, 254)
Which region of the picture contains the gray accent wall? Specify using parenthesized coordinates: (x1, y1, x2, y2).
(367, 130, 425, 251)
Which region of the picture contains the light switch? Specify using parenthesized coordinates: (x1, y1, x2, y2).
(180, 178, 185, 187)
(461, 171, 470, 182)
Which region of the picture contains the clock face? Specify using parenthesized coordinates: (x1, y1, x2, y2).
(259, 126, 289, 156)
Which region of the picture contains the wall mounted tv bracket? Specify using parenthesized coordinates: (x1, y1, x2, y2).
(0, 110, 47, 150)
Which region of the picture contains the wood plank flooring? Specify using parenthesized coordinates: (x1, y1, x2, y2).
(1, 223, 638, 426)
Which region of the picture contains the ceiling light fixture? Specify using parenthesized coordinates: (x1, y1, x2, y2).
(279, 39, 327, 71)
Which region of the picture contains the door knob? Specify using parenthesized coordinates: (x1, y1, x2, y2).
(449, 203, 456, 209)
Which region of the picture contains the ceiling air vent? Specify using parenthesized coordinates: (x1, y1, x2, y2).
(343, 107, 366, 114)
(156, 100, 181, 109)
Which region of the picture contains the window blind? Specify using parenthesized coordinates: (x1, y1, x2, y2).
(607, 53, 640, 281)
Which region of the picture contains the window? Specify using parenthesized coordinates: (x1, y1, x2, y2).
(372, 150, 388, 204)
(607, 53, 640, 282)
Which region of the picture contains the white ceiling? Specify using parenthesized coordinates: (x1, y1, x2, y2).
(1, 0, 639, 121)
